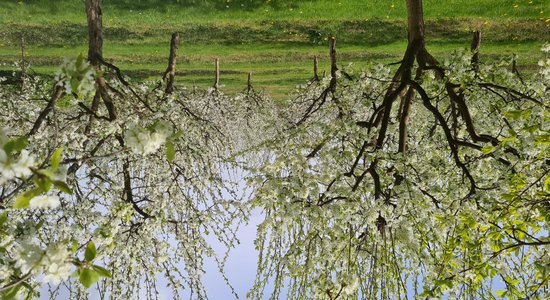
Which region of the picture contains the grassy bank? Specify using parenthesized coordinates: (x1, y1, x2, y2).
(0, 0, 548, 99)
(1, 0, 548, 24)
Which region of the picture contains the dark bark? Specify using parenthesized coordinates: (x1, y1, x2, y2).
(85, 0, 117, 120)
(471, 30, 481, 72)
(247, 72, 253, 94)
(329, 36, 338, 92)
(85, 0, 103, 67)
(313, 56, 319, 82)
(27, 84, 64, 136)
(163, 32, 180, 94)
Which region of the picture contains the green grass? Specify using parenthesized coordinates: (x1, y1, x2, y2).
(1, 0, 548, 24)
(0, 0, 549, 99)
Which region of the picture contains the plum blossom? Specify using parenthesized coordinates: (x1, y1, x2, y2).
(13, 240, 44, 274)
(0, 264, 12, 281)
(55, 56, 96, 97)
(29, 195, 60, 209)
(341, 276, 360, 296)
(538, 58, 550, 81)
(42, 244, 72, 284)
(124, 122, 172, 155)
(0, 150, 35, 184)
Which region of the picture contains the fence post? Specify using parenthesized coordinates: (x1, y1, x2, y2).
(470, 30, 481, 73)
(20, 35, 27, 89)
(313, 55, 319, 81)
(247, 72, 252, 94)
(329, 36, 337, 92)
(214, 58, 220, 90)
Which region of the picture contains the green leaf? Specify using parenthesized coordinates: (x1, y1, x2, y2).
(33, 176, 52, 193)
(523, 124, 540, 133)
(0, 211, 8, 226)
(171, 130, 184, 139)
(35, 220, 45, 230)
(535, 134, 550, 144)
(544, 176, 550, 192)
(481, 146, 495, 154)
(500, 136, 516, 143)
(506, 128, 517, 137)
(510, 279, 521, 285)
(501, 193, 516, 201)
(2, 283, 22, 300)
(511, 219, 523, 226)
(13, 188, 42, 209)
(3, 137, 28, 155)
(22, 285, 34, 300)
(76, 53, 84, 68)
(504, 110, 523, 120)
(92, 265, 112, 278)
(79, 268, 100, 288)
(53, 181, 73, 195)
(36, 169, 55, 181)
(166, 141, 175, 162)
(85, 241, 97, 262)
(51, 147, 64, 171)
(70, 78, 80, 95)
(70, 269, 80, 278)
(71, 240, 79, 253)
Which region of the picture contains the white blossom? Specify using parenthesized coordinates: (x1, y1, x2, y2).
(341, 276, 360, 296)
(0, 264, 12, 281)
(55, 56, 95, 97)
(13, 240, 43, 274)
(125, 122, 172, 155)
(29, 195, 61, 209)
(0, 149, 35, 184)
(42, 244, 72, 284)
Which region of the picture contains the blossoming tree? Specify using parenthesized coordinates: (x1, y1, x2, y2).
(247, 0, 550, 299)
(0, 0, 253, 298)
(0, 0, 549, 299)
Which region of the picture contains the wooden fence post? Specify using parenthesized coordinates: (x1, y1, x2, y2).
(329, 36, 337, 92)
(313, 55, 319, 81)
(471, 30, 481, 73)
(213, 58, 220, 90)
(247, 72, 252, 94)
(20, 35, 27, 89)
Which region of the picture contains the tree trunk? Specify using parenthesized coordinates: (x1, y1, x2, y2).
(406, 0, 426, 47)
(85, 0, 116, 120)
(163, 32, 180, 94)
(85, 0, 103, 68)
(376, 0, 431, 150)
(394, 0, 438, 153)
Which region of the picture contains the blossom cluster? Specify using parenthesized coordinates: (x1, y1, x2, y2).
(12, 240, 72, 284)
(55, 55, 96, 98)
(124, 121, 172, 155)
(0, 129, 34, 185)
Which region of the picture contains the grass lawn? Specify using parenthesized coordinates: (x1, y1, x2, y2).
(0, 0, 548, 99)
